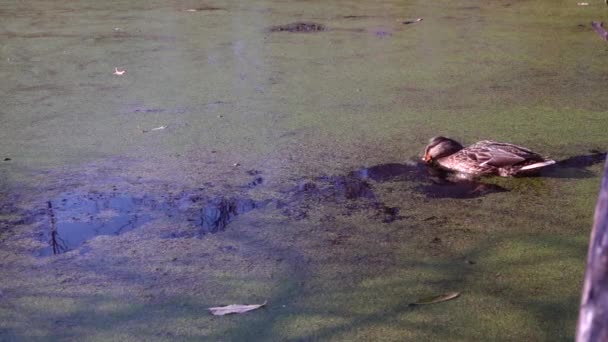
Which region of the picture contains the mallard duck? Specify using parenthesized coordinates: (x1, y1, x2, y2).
(423, 136, 555, 177)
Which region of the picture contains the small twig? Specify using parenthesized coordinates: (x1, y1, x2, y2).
(47, 201, 66, 255)
(47, 201, 56, 232)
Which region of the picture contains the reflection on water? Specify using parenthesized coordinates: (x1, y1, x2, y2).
(200, 197, 258, 233)
(41, 193, 153, 256)
(40, 191, 265, 255)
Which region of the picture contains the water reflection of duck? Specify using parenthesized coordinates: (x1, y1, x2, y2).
(423, 136, 555, 177)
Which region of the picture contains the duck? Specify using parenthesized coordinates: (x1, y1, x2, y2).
(423, 136, 556, 177)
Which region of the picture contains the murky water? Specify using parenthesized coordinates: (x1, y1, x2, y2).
(1, 0, 608, 340)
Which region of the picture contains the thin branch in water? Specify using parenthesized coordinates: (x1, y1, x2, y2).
(47, 201, 66, 255)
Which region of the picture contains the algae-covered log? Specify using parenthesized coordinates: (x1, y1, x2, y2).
(577, 155, 608, 341)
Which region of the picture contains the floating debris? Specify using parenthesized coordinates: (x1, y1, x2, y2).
(113, 67, 126, 76)
(409, 291, 461, 306)
(578, 2, 589, 5)
(142, 125, 167, 133)
(403, 18, 423, 25)
(185, 6, 225, 12)
(270, 22, 326, 33)
(133, 108, 164, 113)
(208, 301, 267, 316)
(343, 15, 371, 19)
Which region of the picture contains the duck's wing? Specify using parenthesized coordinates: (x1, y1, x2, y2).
(468, 141, 540, 167)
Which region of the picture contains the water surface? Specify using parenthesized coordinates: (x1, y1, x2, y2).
(1, 0, 607, 340)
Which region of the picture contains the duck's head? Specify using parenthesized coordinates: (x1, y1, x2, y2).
(423, 136, 464, 163)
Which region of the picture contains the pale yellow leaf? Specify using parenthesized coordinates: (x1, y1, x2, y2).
(409, 291, 461, 306)
(208, 301, 267, 316)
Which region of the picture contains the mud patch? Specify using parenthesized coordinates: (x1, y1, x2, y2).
(270, 22, 326, 33)
(199, 197, 258, 234)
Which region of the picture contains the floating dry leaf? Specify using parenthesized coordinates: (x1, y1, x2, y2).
(409, 291, 460, 306)
(403, 18, 423, 24)
(208, 301, 267, 316)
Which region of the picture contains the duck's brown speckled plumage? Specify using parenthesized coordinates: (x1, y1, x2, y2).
(423, 136, 555, 177)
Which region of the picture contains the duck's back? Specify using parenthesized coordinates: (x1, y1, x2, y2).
(438, 140, 549, 176)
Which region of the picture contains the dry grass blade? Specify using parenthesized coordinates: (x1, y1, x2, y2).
(409, 291, 461, 306)
(208, 301, 267, 316)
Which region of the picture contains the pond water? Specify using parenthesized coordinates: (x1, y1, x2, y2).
(1, 0, 607, 340)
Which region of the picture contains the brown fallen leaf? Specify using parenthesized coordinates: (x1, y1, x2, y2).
(409, 291, 461, 306)
(208, 301, 267, 316)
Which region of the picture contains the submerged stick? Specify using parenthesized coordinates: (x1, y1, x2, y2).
(591, 21, 608, 41)
(576, 155, 608, 341)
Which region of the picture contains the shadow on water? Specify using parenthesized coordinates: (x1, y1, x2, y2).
(540, 151, 607, 178)
(292, 161, 507, 200)
(352, 162, 508, 199)
(37, 153, 603, 256)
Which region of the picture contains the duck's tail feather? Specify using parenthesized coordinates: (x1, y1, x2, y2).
(519, 160, 556, 171)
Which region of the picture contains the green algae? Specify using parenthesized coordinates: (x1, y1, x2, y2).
(1, 0, 608, 340)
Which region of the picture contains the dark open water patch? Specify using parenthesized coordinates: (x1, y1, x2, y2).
(31, 161, 517, 256)
(42, 193, 155, 256)
(40, 191, 265, 256)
